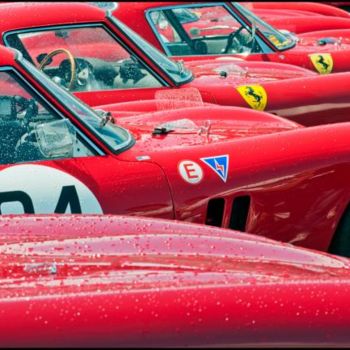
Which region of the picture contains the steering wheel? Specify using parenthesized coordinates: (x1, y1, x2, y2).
(224, 26, 245, 54)
(39, 48, 76, 91)
(224, 24, 258, 54)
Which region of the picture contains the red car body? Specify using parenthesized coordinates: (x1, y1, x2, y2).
(172, 2, 350, 34)
(3, 3, 350, 128)
(1, 44, 350, 257)
(247, 1, 350, 18)
(325, 1, 350, 7)
(115, 1, 350, 75)
(1, 214, 350, 347)
(93, 1, 350, 35)
(262, 14, 350, 35)
(249, 2, 350, 39)
(245, 2, 350, 34)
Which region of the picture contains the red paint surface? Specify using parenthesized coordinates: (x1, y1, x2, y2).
(0, 214, 349, 346)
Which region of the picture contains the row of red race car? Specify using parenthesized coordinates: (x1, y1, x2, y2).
(1, 2, 349, 126)
(1, 1, 350, 346)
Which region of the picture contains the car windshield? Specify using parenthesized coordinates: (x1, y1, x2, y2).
(18, 56, 132, 152)
(147, 3, 265, 56)
(109, 15, 193, 84)
(232, 2, 295, 51)
(6, 25, 165, 92)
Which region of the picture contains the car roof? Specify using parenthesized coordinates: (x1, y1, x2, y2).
(0, 2, 106, 34)
(114, 2, 210, 13)
(114, 1, 205, 12)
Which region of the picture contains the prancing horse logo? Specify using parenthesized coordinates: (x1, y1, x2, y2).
(236, 84, 267, 111)
(318, 55, 329, 71)
(309, 53, 333, 74)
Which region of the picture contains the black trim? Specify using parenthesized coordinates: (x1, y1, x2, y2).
(206, 198, 225, 227)
(229, 196, 250, 232)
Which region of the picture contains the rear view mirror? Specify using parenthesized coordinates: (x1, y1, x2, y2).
(54, 30, 69, 39)
(35, 119, 76, 158)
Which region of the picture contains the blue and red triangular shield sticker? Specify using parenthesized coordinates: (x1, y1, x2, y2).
(200, 155, 229, 183)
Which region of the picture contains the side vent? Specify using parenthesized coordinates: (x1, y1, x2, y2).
(206, 198, 225, 227)
(229, 196, 251, 231)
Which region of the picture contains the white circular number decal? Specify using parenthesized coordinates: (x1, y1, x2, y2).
(0, 164, 103, 214)
(178, 160, 203, 184)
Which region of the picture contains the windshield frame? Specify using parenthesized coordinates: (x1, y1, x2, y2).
(107, 12, 193, 86)
(16, 52, 135, 155)
(231, 2, 296, 52)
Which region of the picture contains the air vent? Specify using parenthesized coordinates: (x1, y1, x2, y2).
(206, 198, 225, 227)
(229, 196, 251, 231)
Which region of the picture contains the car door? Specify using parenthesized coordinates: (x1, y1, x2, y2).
(0, 68, 174, 218)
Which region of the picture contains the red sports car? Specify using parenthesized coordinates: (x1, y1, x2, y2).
(1, 44, 350, 257)
(115, 1, 350, 75)
(1, 214, 350, 347)
(3, 2, 350, 127)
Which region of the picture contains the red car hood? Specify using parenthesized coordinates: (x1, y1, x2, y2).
(291, 32, 350, 52)
(0, 215, 348, 289)
(1, 215, 350, 347)
(183, 59, 317, 82)
(105, 104, 302, 152)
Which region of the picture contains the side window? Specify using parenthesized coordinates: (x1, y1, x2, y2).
(149, 6, 262, 56)
(0, 71, 94, 165)
(10, 26, 162, 92)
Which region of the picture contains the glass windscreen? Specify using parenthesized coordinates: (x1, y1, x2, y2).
(148, 3, 295, 56)
(7, 25, 163, 93)
(148, 4, 262, 56)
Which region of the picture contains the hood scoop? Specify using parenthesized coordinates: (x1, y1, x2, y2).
(317, 37, 338, 46)
(192, 63, 248, 78)
(152, 118, 205, 136)
(214, 63, 248, 77)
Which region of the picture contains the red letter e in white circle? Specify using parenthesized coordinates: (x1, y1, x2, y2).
(178, 160, 203, 184)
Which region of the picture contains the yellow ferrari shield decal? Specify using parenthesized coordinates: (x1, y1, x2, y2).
(236, 85, 267, 111)
(309, 53, 333, 74)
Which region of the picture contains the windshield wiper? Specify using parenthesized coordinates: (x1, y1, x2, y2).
(152, 126, 174, 135)
(94, 109, 115, 128)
